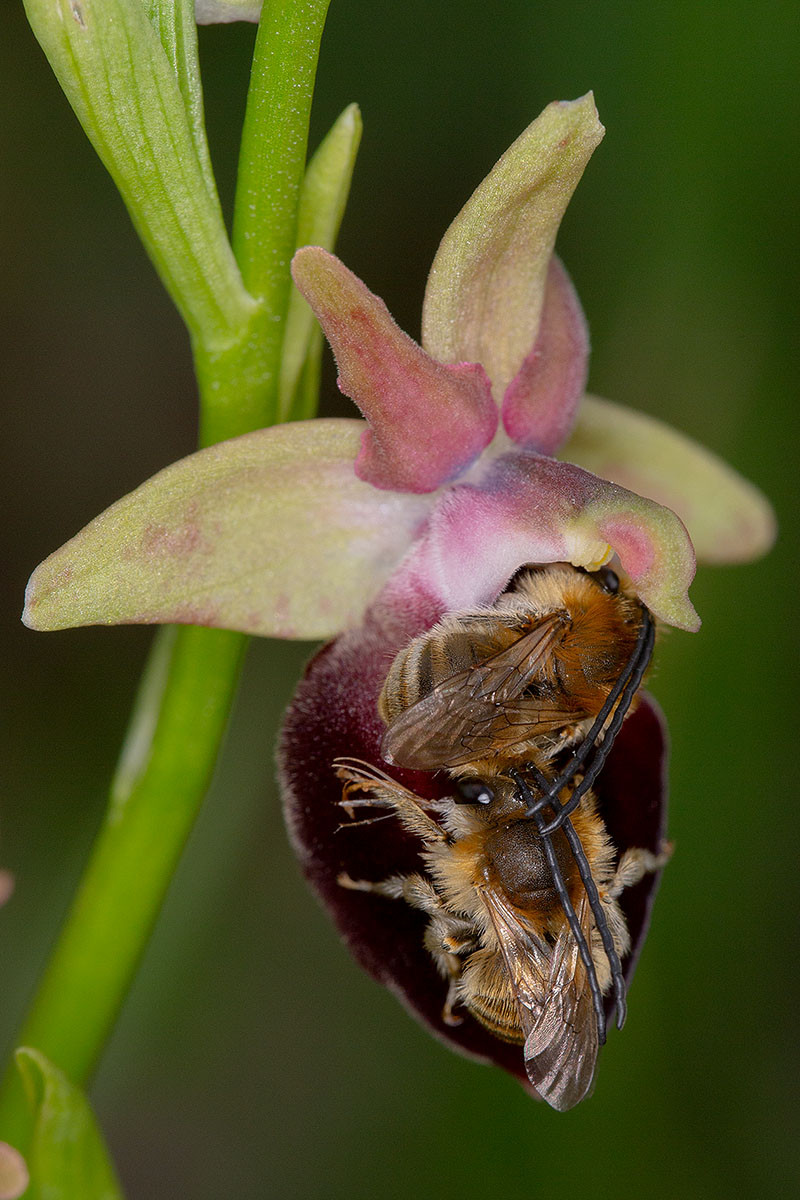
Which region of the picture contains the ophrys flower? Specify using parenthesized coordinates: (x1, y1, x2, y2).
(23, 94, 774, 1106)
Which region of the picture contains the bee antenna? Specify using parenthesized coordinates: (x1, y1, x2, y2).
(561, 817, 627, 1030)
(529, 606, 656, 836)
(511, 612, 655, 1030)
(525, 755, 628, 1030)
(508, 767, 608, 1046)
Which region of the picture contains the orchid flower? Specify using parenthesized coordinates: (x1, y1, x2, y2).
(23, 95, 774, 1098)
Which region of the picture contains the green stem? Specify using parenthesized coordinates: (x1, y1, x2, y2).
(0, 627, 244, 1149)
(0, 0, 330, 1154)
(196, 0, 331, 446)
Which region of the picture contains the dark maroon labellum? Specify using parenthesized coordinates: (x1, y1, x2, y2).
(278, 609, 668, 1093)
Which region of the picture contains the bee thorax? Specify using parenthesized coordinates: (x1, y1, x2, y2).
(483, 821, 572, 911)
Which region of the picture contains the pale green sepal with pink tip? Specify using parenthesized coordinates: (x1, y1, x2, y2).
(22, 421, 431, 640)
(291, 248, 498, 492)
(421, 95, 603, 397)
(561, 395, 777, 564)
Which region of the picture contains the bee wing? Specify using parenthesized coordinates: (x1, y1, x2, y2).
(381, 615, 569, 769)
(482, 887, 599, 1111)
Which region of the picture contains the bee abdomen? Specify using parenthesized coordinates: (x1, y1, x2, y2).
(380, 625, 497, 722)
(466, 987, 523, 1043)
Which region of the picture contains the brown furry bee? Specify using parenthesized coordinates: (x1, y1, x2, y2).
(336, 563, 669, 1110)
(379, 562, 646, 775)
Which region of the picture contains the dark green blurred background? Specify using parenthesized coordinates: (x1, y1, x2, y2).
(1, 2, 798, 1196)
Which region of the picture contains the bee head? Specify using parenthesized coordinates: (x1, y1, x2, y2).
(592, 565, 619, 594)
(452, 777, 495, 806)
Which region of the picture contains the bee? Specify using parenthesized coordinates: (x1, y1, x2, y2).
(336, 563, 669, 1110)
(379, 562, 649, 780)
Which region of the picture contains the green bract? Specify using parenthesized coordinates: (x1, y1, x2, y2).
(23, 0, 254, 347)
(15, 1049, 123, 1199)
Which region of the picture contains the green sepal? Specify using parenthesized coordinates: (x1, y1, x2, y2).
(23, 420, 430, 640)
(15, 1048, 123, 1199)
(562, 395, 777, 564)
(279, 103, 363, 421)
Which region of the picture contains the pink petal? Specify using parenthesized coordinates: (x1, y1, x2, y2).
(421, 95, 603, 397)
(502, 257, 589, 454)
(23, 420, 431, 639)
(291, 248, 497, 493)
(0, 1142, 28, 1200)
(382, 453, 699, 631)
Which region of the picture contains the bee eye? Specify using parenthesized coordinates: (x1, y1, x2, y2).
(595, 566, 619, 594)
(453, 778, 495, 806)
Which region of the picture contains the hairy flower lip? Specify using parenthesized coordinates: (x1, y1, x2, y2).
(279, 600, 669, 1095)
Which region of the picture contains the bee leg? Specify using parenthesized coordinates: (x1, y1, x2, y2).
(335, 769, 448, 845)
(339, 870, 472, 1028)
(338, 870, 420, 901)
(425, 926, 463, 1026)
(337, 870, 446, 915)
(424, 916, 476, 1028)
(442, 980, 463, 1027)
(608, 843, 673, 898)
(337, 871, 391, 894)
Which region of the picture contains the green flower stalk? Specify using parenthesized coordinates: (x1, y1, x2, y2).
(0, 0, 346, 1175)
